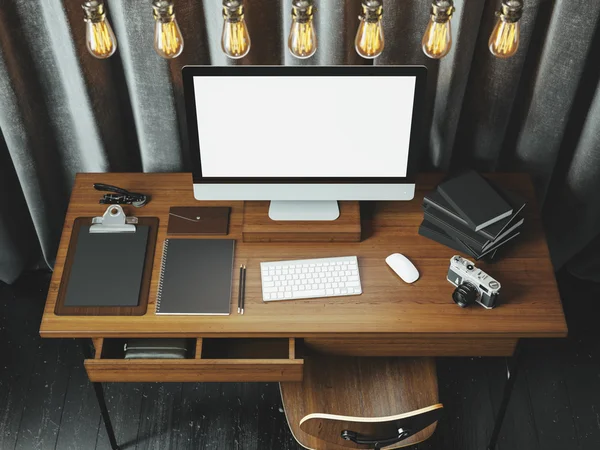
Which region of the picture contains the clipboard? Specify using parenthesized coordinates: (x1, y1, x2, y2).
(55, 205, 159, 316)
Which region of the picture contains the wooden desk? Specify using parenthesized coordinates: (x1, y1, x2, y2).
(40, 173, 567, 381)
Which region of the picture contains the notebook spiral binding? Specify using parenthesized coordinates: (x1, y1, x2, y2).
(156, 239, 170, 313)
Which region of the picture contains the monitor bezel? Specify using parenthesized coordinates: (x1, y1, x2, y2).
(183, 65, 427, 185)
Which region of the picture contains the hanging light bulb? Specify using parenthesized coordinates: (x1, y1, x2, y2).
(422, 0, 454, 59)
(355, 0, 384, 59)
(288, 0, 317, 59)
(152, 0, 184, 59)
(82, 1, 117, 59)
(489, 0, 523, 58)
(222, 0, 251, 59)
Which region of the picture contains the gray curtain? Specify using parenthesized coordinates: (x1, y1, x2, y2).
(1, 0, 599, 283)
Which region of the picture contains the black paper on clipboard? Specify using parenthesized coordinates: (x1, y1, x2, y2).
(63, 224, 150, 307)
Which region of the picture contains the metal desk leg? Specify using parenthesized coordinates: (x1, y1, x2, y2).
(80, 340, 121, 450)
(487, 340, 523, 450)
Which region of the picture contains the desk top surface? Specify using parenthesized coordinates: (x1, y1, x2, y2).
(40, 173, 567, 338)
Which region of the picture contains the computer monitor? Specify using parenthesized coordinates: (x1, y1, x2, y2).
(183, 66, 426, 221)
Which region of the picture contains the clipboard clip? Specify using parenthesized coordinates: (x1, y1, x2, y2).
(90, 205, 138, 234)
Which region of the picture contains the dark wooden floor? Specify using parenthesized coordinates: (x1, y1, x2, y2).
(1, 270, 599, 450)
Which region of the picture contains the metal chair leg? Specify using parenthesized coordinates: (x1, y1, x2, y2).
(80, 340, 121, 450)
(487, 341, 523, 450)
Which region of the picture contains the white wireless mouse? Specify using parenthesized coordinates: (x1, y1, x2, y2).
(385, 253, 419, 284)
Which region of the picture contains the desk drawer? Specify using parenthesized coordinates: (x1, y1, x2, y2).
(84, 338, 303, 382)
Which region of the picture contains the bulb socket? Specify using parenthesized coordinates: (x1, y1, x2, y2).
(431, 0, 455, 23)
(82, 1, 106, 23)
(498, 0, 523, 23)
(359, 0, 383, 23)
(292, 0, 314, 23)
(152, 0, 175, 22)
(223, 0, 245, 22)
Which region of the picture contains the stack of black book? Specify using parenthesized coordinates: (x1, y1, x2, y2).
(419, 170, 527, 261)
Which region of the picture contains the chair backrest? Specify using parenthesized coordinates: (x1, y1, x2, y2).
(299, 404, 444, 449)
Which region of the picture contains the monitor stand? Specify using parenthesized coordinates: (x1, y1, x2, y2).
(268, 201, 340, 221)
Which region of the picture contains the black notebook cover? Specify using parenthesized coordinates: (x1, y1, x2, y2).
(456, 228, 521, 260)
(424, 185, 526, 240)
(437, 170, 513, 231)
(423, 204, 489, 252)
(64, 225, 150, 307)
(418, 219, 476, 256)
(156, 239, 235, 315)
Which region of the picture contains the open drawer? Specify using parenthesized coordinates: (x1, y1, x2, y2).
(84, 337, 303, 383)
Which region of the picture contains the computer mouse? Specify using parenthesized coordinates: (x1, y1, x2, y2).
(385, 253, 419, 284)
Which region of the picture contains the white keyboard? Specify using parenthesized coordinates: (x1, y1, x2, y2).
(260, 256, 362, 302)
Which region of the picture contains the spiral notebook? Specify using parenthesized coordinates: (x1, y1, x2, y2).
(156, 239, 235, 315)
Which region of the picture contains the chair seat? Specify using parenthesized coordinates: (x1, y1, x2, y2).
(280, 355, 441, 450)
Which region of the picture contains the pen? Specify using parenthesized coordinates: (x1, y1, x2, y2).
(241, 265, 247, 315)
(237, 265, 243, 314)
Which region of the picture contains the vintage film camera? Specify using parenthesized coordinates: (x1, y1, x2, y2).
(447, 255, 501, 309)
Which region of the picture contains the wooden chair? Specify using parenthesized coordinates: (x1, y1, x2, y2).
(280, 354, 443, 450)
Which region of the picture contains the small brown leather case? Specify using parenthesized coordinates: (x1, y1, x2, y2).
(167, 207, 230, 235)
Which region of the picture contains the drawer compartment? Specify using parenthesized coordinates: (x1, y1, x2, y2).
(85, 337, 303, 382)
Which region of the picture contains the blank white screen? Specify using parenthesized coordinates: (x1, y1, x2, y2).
(193, 76, 416, 177)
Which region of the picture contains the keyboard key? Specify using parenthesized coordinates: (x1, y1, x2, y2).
(346, 281, 360, 287)
(332, 282, 338, 288)
(285, 292, 292, 298)
(292, 286, 298, 291)
(263, 281, 275, 287)
(334, 288, 341, 294)
(263, 287, 277, 293)
(263, 276, 272, 282)
(326, 289, 334, 295)
(293, 289, 325, 298)
(348, 275, 359, 281)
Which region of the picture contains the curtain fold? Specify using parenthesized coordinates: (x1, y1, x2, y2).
(1, 0, 599, 283)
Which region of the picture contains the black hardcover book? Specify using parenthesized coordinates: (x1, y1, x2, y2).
(424, 184, 527, 241)
(423, 204, 489, 252)
(437, 170, 513, 231)
(418, 219, 477, 257)
(423, 191, 468, 226)
(455, 228, 521, 260)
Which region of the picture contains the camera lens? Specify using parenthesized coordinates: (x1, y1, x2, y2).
(452, 282, 480, 308)
(466, 264, 474, 270)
